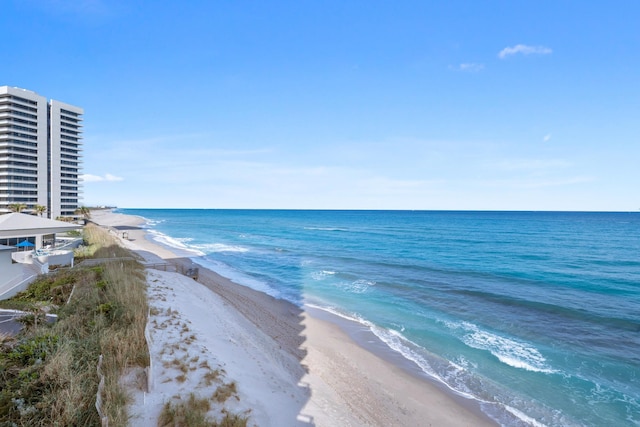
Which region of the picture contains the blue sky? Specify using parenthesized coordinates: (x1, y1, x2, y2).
(4, 0, 639, 210)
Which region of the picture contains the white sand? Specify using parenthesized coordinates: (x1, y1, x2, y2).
(91, 209, 496, 426)
(128, 268, 307, 426)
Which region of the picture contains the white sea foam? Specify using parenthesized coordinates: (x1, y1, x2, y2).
(147, 230, 205, 257)
(310, 270, 336, 281)
(369, 325, 558, 427)
(193, 243, 249, 253)
(448, 321, 558, 374)
(370, 326, 438, 375)
(453, 355, 474, 370)
(371, 325, 485, 401)
(143, 221, 244, 257)
(303, 227, 348, 232)
(341, 279, 375, 294)
(305, 303, 367, 325)
(503, 405, 550, 427)
(142, 218, 165, 227)
(303, 304, 479, 400)
(304, 304, 559, 427)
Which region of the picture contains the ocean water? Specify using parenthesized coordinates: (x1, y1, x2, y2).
(120, 209, 640, 426)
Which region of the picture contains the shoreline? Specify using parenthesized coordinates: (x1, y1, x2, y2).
(91, 209, 497, 426)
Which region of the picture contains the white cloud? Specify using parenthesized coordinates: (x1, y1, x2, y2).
(498, 44, 552, 59)
(543, 134, 552, 142)
(453, 63, 484, 72)
(82, 173, 124, 182)
(104, 173, 124, 181)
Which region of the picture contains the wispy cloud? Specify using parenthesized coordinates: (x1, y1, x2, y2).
(498, 44, 552, 59)
(452, 63, 485, 72)
(82, 173, 124, 182)
(543, 134, 552, 142)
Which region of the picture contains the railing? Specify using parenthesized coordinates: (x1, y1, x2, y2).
(52, 237, 83, 250)
(142, 262, 178, 272)
(95, 355, 109, 427)
(144, 262, 199, 280)
(144, 307, 153, 393)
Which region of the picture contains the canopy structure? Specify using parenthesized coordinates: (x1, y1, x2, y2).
(0, 213, 81, 249)
(15, 240, 35, 251)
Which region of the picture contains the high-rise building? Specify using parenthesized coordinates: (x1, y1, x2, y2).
(0, 86, 83, 219)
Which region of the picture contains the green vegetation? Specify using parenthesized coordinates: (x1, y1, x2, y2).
(0, 223, 253, 426)
(73, 224, 135, 261)
(66, 229, 82, 237)
(0, 223, 148, 426)
(34, 205, 47, 217)
(8, 203, 26, 213)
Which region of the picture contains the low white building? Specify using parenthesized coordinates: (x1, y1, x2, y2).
(0, 244, 21, 283)
(0, 212, 81, 249)
(0, 213, 82, 299)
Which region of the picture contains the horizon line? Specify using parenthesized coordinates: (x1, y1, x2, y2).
(98, 207, 640, 214)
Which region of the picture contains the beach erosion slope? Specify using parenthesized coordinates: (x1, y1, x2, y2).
(91, 210, 496, 427)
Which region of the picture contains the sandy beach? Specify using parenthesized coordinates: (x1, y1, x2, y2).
(91, 209, 497, 426)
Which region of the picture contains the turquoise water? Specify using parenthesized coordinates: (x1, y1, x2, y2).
(121, 209, 640, 426)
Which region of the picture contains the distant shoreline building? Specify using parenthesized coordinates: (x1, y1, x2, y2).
(0, 86, 83, 219)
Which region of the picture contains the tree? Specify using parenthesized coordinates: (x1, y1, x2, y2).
(34, 205, 47, 217)
(75, 206, 91, 220)
(9, 203, 27, 212)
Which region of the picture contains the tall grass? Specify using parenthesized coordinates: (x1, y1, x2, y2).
(74, 224, 135, 261)
(0, 223, 149, 425)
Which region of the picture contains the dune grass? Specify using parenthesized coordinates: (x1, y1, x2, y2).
(158, 393, 248, 427)
(0, 223, 148, 425)
(1, 223, 253, 426)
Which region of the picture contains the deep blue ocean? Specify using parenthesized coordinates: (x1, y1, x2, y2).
(120, 209, 640, 426)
